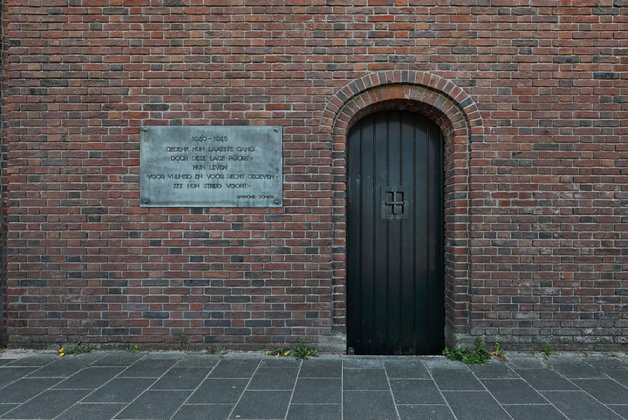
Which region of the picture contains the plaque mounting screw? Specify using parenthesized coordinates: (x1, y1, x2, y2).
(274, 128, 278, 132)
(274, 199, 280, 204)
(142, 128, 148, 132)
(141, 199, 149, 204)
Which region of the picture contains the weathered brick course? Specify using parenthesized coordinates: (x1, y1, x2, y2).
(0, 0, 625, 350)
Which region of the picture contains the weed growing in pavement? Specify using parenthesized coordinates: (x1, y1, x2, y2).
(126, 344, 141, 353)
(206, 345, 228, 355)
(265, 339, 319, 360)
(443, 338, 507, 364)
(541, 343, 557, 357)
(58, 342, 92, 357)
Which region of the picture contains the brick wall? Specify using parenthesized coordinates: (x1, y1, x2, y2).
(1, 0, 625, 350)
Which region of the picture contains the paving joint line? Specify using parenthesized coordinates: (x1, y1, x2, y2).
(168, 355, 221, 420)
(226, 358, 262, 420)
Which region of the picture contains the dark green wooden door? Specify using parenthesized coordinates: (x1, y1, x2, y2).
(347, 110, 444, 355)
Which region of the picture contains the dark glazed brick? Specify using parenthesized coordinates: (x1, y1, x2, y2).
(292, 378, 341, 403)
(172, 404, 233, 420)
(0, 378, 61, 403)
(56, 403, 126, 420)
(287, 404, 341, 420)
(187, 378, 248, 403)
(114, 390, 191, 419)
(397, 405, 455, 420)
(444, 391, 511, 420)
(503, 404, 567, 420)
(384, 359, 429, 379)
(343, 391, 397, 420)
(542, 391, 622, 420)
(151, 367, 211, 390)
(343, 369, 389, 390)
(83, 378, 155, 403)
(209, 359, 259, 378)
(390, 379, 444, 404)
(2, 389, 90, 419)
(481, 379, 545, 404)
(231, 391, 292, 419)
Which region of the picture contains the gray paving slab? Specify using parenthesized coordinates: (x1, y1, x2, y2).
(286, 404, 342, 420)
(390, 379, 445, 404)
(259, 357, 301, 368)
(4, 355, 55, 367)
(0, 389, 90, 419)
(119, 359, 177, 378)
(187, 378, 248, 404)
(573, 378, 628, 404)
(175, 354, 220, 367)
(0, 378, 62, 403)
(209, 359, 259, 378)
(384, 359, 430, 379)
(150, 366, 211, 390)
(299, 359, 342, 377)
(503, 404, 568, 420)
(343, 368, 389, 390)
(0, 368, 36, 388)
(397, 404, 455, 420)
(516, 368, 579, 390)
(0, 360, 14, 366)
(248, 367, 298, 390)
(343, 357, 384, 369)
(507, 356, 547, 369)
(542, 390, 622, 420)
(584, 357, 625, 371)
(482, 379, 547, 404)
(27, 356, 102, 378)
(56, 403, 126, 420)
(431, 369, 484, 390)
(230, 390, 292, 419)
(0, 405, 18, 417)
(53, 366, 124, 389)
(114, 390, 191, 419)
(608, 405, 628, 418)
(292, 378, 342, 403)
(443, 391, 511, 420)
(83, 378, 156, 403)
(91, 353, 144, 367)
(172, 404, 233, 420)
(605, 367, 628, 387)
(548, 359, 606, 378)
(343, 390, 398, 420)
(468, 361, 518, 378)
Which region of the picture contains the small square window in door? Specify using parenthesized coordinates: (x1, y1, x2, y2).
(381, 186, 409, 220)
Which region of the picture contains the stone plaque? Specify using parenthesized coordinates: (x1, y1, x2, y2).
(140, 126, 282, 207)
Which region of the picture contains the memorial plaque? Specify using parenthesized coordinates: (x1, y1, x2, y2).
(140, 126, 282, 207)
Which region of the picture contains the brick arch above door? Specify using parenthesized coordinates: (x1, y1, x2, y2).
(320, 71, 484, 346)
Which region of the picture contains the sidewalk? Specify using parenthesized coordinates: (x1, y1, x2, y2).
(0, 350, 626, 419)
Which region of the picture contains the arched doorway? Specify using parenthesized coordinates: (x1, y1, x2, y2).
(346, 110, 444, 355)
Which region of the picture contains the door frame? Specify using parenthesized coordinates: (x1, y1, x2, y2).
(321, 71, 483, 350)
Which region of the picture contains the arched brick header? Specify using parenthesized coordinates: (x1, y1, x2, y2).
(321, 71, 483, 345)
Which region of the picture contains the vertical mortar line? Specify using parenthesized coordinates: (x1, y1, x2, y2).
(382, 359, 401, 420)
(51, 352, 149, 420)
(281, 358, 302, 420)
(226, 357, 262, 420)
(0, 0, 5, 347)
(168, 356, 222, 420)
